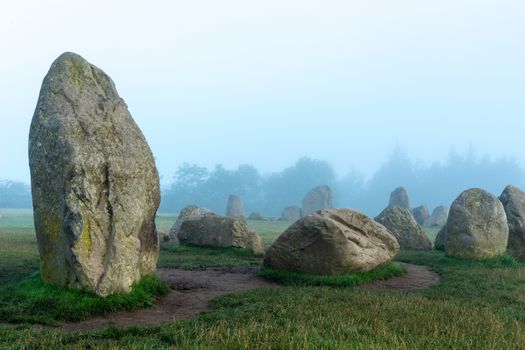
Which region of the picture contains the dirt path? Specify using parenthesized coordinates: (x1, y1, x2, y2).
(61, 263, 439, 332)
(362, 262, 440, 292)
(62, 267, 274, 332)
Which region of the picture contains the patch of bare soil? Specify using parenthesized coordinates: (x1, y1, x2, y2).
(62, 267, 274, 332)
(362, 262, 440, 292)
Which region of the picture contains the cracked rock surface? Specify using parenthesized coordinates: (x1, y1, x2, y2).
(29, 52, 160, 296)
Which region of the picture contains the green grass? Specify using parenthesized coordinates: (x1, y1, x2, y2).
(3, 210, 525, 348)
(0, 273, 169, 326)
(158, 243, 263, 269)
(258, 262, 405, 287)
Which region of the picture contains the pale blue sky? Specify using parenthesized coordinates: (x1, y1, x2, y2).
(1, 0, 524, 185)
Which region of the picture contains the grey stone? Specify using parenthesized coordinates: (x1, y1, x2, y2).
(226, 195, 245, 218)
(178, 214, 263, 253)
(29, 52, 160, 297)
(446, 188, 508, 259)
(264, 208, 399, 275)
(302, 185, 333, 216)
(248, 212, 265, 221)
(499, 185, 525, 260)
(375, 206, 432, 251)
(281, 206, 302, 221)
(423, 206, 449, 228)
(434, 225, 447, 251)
(169, 205, 212, 241)
(412, 205, 430, 226)
(389, 187, 411, 210)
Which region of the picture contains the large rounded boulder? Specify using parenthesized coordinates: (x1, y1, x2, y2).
(302, 185, 333, 216)
(169, 205, 211, 241)
(263, 209, 399, 275)
(499, 185, 525, 260)
(389, 187, 411, 210)
(178, 214, 264, 254)
(29, 52, 160, 296)
(446, 188, 508, 259)
(375, 206, 432, 250)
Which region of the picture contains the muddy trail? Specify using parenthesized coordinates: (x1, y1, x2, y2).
(60, 263, 439, 332)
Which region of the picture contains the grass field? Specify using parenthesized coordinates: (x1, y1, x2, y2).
(1, 209, 525, 349)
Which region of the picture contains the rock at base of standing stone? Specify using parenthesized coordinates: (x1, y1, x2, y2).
(264, 208, 399, 275)
(29, 52, 160, 297)
(446, 188, 508, 260)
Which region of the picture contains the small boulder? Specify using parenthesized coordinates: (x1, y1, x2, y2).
(412, 205, 430, 226)
(389, 187, 411, 210)
(423, 206, 449, 227)
(375, 206, 432, 251)
(178, 214, 263, 254)
(499, 185, 525, 260)
(248, 212, 266, 221)
(281, 206, 302, 221)
(226, 195, 245, 218)
(302, 185, 333, 216)
(446, 188, 509, 259)
(264, 208, 399, 275)
(169, 205, 212, 241)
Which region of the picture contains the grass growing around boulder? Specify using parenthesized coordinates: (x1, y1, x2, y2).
(158, 243, 263, 269)
(0, 273, 169, 326)
(258, 262, 405, 287)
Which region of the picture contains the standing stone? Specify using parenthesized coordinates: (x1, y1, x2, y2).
(412, 205, 430, 226)
(169, 205, 212, 241)
(446, 188, 508, 259)
(375, 206, 432, 250)
(499, 185, 525, 260)
(264, 209, 399, 275)
(389, 187, 411, 210)
(29, 52, 160, 297)
(434, 225, 447, 251)
(248, 212, 266, 221)
(302, 185, 333, 216)
(226, 195, 245, 218)
(281, 206, 302, 221)
(178, 214, 264, 253)
(423, 206, 449, 227)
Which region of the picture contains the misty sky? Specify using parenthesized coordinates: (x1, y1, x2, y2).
(1, 0, 524, 186)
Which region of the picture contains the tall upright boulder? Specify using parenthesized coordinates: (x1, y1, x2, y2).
(264, 209, 399, 275)
(446, 188, 508, 259)
(389, 187, 411, 210)
(226, 195, 245, 218)
(29, 52, 160, 297)
(412, 205, 430, 226)
(375, 206, 432, 250)
(302, 185, 333, 216)
(499, 185, 525, 260)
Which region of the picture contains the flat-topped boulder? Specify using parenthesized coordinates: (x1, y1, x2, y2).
(446, 188, 508, 259)
(499, 185, 525, 260)
(29, 52, 160, 296)
(169, 205, 212, 241)
(264, 209, 399, 275)
(302, 185, 333, 216)
(226, 195, 245, 218)
(375, 206, 432, 251)
(178, 213, 264, 254)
